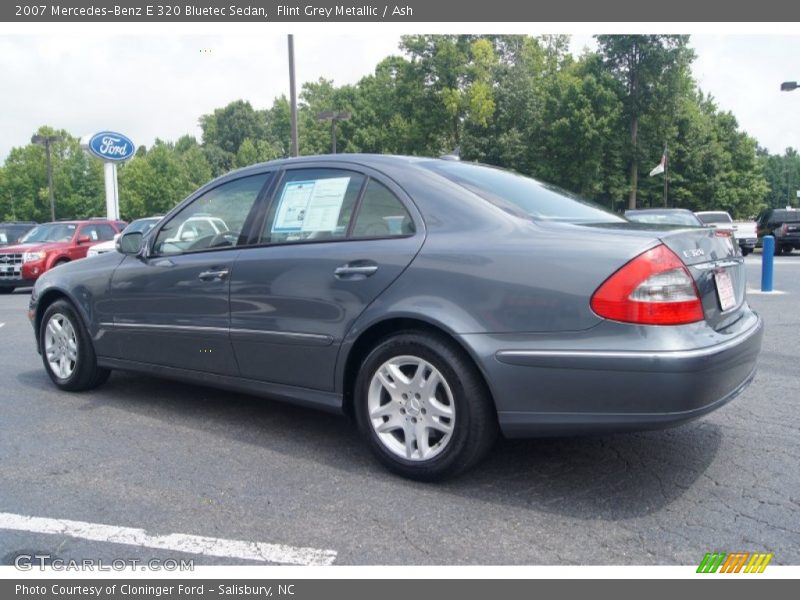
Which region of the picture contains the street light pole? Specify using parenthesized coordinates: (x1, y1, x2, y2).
(31, 134, 63, 222)
(316, 111, 352, 154)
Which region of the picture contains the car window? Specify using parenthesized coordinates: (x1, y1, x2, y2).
(79, 225, 100, 241)
(352, 180, 415, 237)
(696, 213, 732, 224)
(626, 212, 701, 227)
(424, 161, 623, 223)
(79, 224, 115, 241)
(261, 169, 365, 244)
(125, 219, 160, 235)
(153, 173, 270, 256)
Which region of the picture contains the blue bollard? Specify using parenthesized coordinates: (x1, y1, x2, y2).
(761, 235, 775, 292)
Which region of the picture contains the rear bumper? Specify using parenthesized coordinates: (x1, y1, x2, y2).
(738, 238, 756, 249)
(461, 311, 763, 438)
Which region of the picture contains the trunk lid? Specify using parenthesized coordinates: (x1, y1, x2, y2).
(658, 227, 746, 331)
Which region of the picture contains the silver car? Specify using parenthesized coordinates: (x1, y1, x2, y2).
(29, 156, 763, 480)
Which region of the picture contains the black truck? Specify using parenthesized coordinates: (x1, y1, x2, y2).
(757, 208, 800, 255)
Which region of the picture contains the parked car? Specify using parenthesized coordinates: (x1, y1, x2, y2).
(731, 220, 758, 255)
(0, 219, 124, 293)
(28, 156, 763, 480)
(0, 221, 37, 247)
(695, 211, 755, 255)
(624, 209, 705, 228)
(756, 207, 800, 254)
(86, 216, 162, 258)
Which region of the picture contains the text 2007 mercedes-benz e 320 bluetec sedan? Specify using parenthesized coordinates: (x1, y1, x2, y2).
(29, 155, 763, 480)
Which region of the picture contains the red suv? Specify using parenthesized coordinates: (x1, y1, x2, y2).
(0, 219, 125, 293)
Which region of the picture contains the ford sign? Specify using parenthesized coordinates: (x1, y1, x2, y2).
(87, 131, 135, 162)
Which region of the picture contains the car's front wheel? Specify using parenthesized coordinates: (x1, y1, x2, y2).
(40, 299, 110, 391)
(355, 331, 497, 481)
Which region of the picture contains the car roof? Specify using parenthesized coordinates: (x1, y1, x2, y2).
(220, 153, 441, 182)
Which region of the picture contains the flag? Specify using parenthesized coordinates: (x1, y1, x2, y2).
(649, 148, 667, 177)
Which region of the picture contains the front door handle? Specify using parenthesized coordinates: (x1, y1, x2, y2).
(334, 262, 378, 279)
(198, 269, 229, 281)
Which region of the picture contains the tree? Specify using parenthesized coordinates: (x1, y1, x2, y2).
(400, 35, 498, 152)
(596, 35, 695, 208)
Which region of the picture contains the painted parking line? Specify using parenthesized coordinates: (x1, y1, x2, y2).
(0, 512, 337, 566)
(747, 289, 787, 295)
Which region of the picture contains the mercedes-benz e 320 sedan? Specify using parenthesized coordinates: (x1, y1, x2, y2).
(29, 155, 763, 480)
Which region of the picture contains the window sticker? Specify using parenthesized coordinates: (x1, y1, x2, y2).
(272, 177, 350, 233)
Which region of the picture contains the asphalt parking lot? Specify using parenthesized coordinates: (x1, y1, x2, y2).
(0, 254, 798, 566)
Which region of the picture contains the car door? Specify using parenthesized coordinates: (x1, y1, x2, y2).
(107, 172, 272, 375)
(229, 166, 425, 391)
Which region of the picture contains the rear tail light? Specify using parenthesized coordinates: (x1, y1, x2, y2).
(590, 244, 704, 325)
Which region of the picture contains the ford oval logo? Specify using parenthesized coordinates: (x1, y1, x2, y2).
(87, 131, 135, 162)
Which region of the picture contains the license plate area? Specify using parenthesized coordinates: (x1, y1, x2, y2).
(715, 269, 737, 311)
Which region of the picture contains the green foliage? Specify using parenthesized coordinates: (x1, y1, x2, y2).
(758, 147, 800, 211)
(0, 35, 781, 222)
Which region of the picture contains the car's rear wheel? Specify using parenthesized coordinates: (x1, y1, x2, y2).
(40, 299, 110, 391)
(354, 331, 497, 481)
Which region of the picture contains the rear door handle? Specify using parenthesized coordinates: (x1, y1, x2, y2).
(198, 269, 229, 281)
(334, 262, 378, 279)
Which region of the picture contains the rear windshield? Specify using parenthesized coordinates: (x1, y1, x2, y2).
(626, 211, 702, 227)
(767, 210, 800, 223)
(424, 161, 622, 223)
(697, 212, 732, 224)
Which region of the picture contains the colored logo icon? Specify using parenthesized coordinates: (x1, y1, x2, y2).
(697, 552, 773, 573)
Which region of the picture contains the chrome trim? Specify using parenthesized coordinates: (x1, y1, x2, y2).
(495, 316, 763, 364)
(693, 258, 744, 271)
(100, 322, 227, 334)
(99, 322, 333, 345)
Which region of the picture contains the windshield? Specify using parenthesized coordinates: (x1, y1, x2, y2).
(0, 225, 31, 244)
(124, 218, 160, 235)
(697, 212, 732, 224)
(626, 212, 702, 227)
(19, 223, 77, 243)
(424, 161, 623, 223)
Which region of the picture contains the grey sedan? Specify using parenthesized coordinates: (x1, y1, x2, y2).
(28, 155, 763, 480)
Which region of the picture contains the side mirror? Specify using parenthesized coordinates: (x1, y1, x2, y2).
(77, 235, 92, 245)
(116, 231, 144, 255)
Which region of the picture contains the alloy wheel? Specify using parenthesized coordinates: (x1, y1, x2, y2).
(367, 355, 456, 461)
(44, 313, 78, 380)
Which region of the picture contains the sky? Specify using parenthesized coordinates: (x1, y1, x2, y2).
(0, 33, 798, 162)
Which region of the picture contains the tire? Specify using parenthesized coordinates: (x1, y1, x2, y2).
(0, 287, 14, 294)
(354, 331, 498, 481)
(741, 248, 752, 256)
(39, 299, 110, 391)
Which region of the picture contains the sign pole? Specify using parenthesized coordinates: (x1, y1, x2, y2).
(103, 162, 120, 220)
